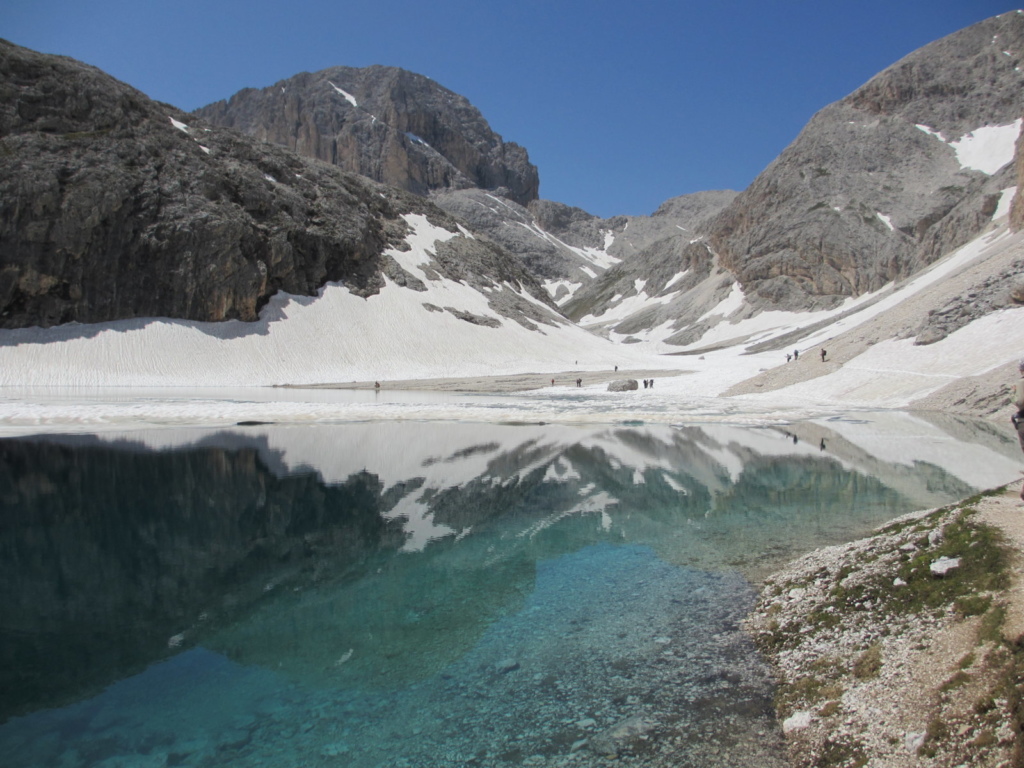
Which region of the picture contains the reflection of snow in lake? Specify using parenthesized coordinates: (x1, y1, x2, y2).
(0, 416, 1016, 767)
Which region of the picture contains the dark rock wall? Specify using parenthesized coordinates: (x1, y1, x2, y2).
(0, 40, 433, 329)
(0, 40, 555, 332)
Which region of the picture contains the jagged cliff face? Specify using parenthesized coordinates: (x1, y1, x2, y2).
(431, 188, 736, 308)
(0, 40, 398, 327)
(708, 12, 1024, 310)
(194, 66, 539, 206)
(0, 41, 552, 331)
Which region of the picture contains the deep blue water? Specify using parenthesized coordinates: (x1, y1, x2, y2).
(0, 418, 1015, 767)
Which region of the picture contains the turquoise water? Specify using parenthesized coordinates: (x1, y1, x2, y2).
(0, 418, 1013, 767)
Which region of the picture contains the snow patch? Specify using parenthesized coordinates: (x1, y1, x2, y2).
(328, 82, 358, 108)
(698, 283, 744, 322)
(994, 187, 1017, 220)
(579, 289, 676, 327)
(388, 214, 458, 283)
(949, 120, 1022, 174)
(664, 271, 689, 289)
(543, 279, 583, 306)
(916, 120, 1022, 175)
(876, 212, 895, 231)
(169, 117, 190, 134)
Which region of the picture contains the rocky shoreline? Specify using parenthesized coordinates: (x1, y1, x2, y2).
(745, 480, 1024, 767)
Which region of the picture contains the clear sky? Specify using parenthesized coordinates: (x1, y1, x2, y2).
(3, 0, 1019, 217)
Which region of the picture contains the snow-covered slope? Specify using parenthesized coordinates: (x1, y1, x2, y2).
(0, 215, 664, 387)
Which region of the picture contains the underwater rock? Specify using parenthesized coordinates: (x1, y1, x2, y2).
(587, 714, 653, 756)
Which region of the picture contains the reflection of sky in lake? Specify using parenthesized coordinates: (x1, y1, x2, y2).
(0, 416, 1019, 767)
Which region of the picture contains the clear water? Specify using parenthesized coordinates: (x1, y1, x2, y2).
(0, 417, 1016, 767)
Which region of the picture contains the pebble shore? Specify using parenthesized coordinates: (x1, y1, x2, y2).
(745, 483, 1024, 767)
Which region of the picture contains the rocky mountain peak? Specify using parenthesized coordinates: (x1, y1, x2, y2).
(707, 11, 1024, 311)
(0, 40, 553, 332)
(194, 64, 539, 206)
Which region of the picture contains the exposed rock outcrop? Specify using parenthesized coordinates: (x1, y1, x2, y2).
(0, 40, 553, 330)
(708, 11, 1024, 311)
(431, 188, 736, 308)
(194, 65, 539, 206)
(1011, 119, 1024, 231)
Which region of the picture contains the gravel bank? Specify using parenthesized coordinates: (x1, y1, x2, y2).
(746, 480, 1024, 767)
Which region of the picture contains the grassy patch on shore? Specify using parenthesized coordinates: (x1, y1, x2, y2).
(753, 486, 1024, 767)
(826, 508, 1007, 624)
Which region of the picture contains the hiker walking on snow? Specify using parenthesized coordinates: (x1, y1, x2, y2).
(793, 349, 799, 360)
(820, 349, 827, 362)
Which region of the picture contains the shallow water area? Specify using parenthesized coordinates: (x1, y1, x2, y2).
(1, 416, 1020, 767)
(0, 383, 848, 432)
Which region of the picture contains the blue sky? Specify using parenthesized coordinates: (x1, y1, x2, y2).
(4, 0, 1018, 217)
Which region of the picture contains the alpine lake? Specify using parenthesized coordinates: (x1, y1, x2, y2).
(1, 413, 1019, 768)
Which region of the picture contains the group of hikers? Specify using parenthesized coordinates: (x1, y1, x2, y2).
(785, 348, 828, 363)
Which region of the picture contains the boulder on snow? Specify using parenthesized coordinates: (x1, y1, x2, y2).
(607, 379, 639, 392)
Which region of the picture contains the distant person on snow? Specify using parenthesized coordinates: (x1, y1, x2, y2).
(820, 349, 827, 362)
(786, 353, 792, 363)
(793, 349, 799, 360)
(1012, 359, 1024, 499)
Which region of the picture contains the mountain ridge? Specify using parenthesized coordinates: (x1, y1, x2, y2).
(194, 65, 539, 206)
(0, 39, 555, 333)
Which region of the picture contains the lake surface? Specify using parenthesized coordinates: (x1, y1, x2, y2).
(1, 416, 1019, 767)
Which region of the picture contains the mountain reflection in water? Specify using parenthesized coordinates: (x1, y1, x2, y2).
(0, 416, 1018, 767)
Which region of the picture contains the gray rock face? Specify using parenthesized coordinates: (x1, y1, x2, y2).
(912, 256, 1024, 344)
(561, 193, 739, 344)
(194, 65, 539, 206)
(0, 40, 554, 330)
(1013, 122, 1024, 231)
(430, 188, 736, 307)
(708, 11, 1024, 310)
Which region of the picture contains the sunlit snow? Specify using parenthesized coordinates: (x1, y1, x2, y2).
(328, 82, 358, 107)
(994, 187, 1018, 220)
(697, 283, 744, 322)
(916, 120, 1022, 174)
(664, 271, 689, 289)
(949, 120, 1022, 174)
